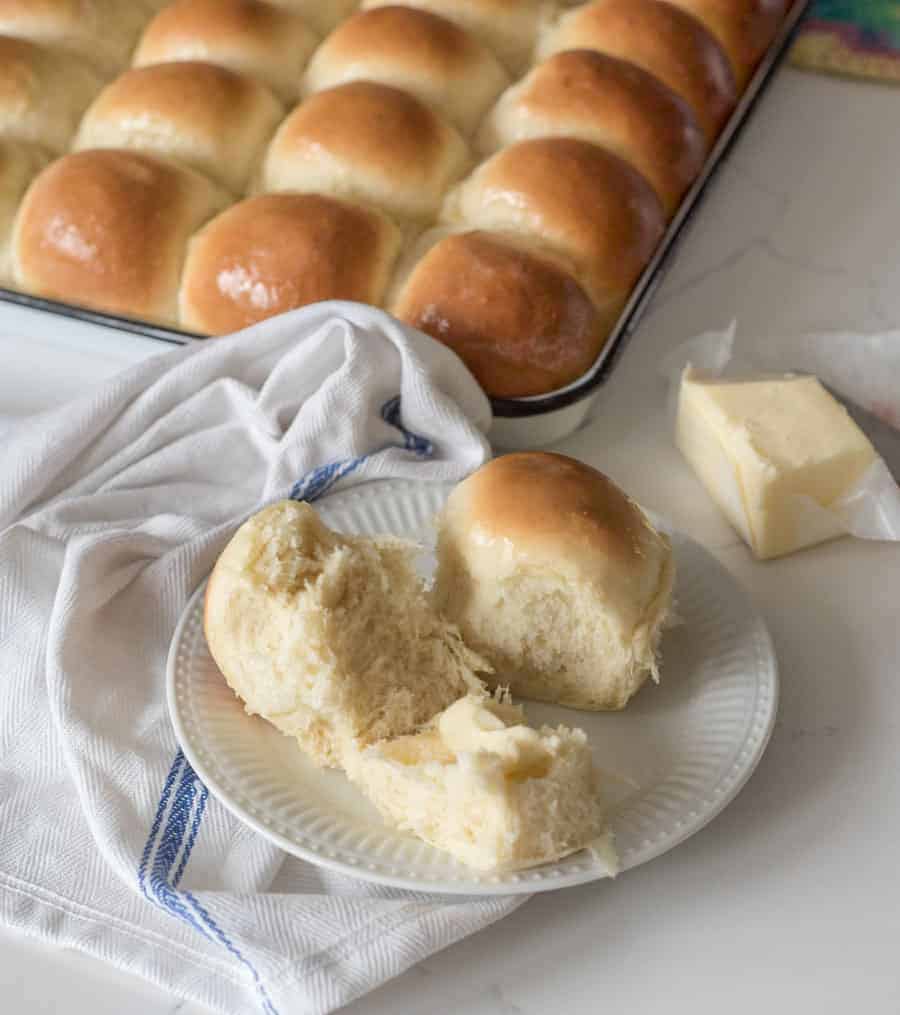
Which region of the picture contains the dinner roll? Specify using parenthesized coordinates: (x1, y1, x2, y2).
(180, 193, 401, 335)
(436, 453, 675, 710)
(261, 82, 469, 222)
(663, 0, 789, 88)
(478, 50, 707, 217)
(0, 0, 149, 75)
(266, 0, 359, 36)
(74, 63, 283, 195)
(0, 141, 48, 283)
(362, 0, 544, 73)
(13, 150, 228, 326)
(204, 500, 488, 769)
(0, 37, 104, 154)
(442, 137, 665, 311)
(133, 0, 317, 104)
(538, 0, 737, 142)
(304, 6, 509, 135)
(392, 230, 608, 398)
(348, 693, 610, 872)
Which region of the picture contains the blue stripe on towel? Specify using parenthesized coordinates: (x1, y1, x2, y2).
(138, 751, 183, 902)
(141, 397, 434, 1011)
(380, 395, 433, 458)
(186, 892, 280, 1015)
(139, 753, 275, 1008)
(288, 395, 432, 502)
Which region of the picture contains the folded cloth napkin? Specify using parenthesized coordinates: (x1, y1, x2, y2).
(0, 302, 525, 1015)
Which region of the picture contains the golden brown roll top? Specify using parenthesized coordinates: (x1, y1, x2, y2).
(13, 149, 229, 325)
(443, 136, 665, 310)
(133, 0, 318, 104)
(362, 0, 545, 74)
(538, 0, 738, 142)
(436, 452, 674, 710)
(445, 452, 670, 583)
(663, 0, 790, 88)
(0, 36, 104, 154)
(304, 6, 509, 135)
(0, 0, 783, 386)
(74, 62, 283, 195)
(478, 50, 707, 216)
(260, 81, 469, 223)
(180, 193, 401, 335)
(0, 141, 48, 282)
(391, 230, 608, 398)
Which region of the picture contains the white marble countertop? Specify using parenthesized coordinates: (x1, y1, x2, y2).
(3, 67, 900, 1014)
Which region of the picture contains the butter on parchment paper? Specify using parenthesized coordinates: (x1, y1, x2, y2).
(676, 369, 877, 560)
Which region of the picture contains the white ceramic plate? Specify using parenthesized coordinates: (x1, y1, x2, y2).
(167, 479, 778, 895)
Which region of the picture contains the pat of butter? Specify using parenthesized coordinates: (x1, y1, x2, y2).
(437, 695, 551, 774)
(676, 368, 876, 559)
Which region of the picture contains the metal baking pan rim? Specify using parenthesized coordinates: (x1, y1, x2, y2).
(0, 0, 810, 417)
(490, 0, 811, 418)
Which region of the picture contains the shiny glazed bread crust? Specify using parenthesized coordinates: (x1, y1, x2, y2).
(0, 0, 788, 396)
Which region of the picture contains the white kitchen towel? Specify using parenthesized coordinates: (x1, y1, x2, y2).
(0, 302, 525, 1015)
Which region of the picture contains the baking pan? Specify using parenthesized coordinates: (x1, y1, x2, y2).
(0, 0, 810, 448)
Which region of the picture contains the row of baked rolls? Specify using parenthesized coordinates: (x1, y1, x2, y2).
(128, 0, 787, 121)
(131, 0, 517, 119)
(73, 61, 285, 196)
(3, 19, 482, 324)
(302, 5, 510, 136)
(169, 0, 716, 381)
(0, 0, 205, 159)
(133, 0, 321, 104)
(0, 0, 157, 77)
(8, 145, 405, 332)
(0, 0, 371, 168)
(387, 0, 790, 396)
(391, 138, 667, 398)
(5, 0, 791, 398)
(12, 149, 231, 326)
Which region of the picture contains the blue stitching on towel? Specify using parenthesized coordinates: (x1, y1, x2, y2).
(138, 751, 184, 901)
(139, 755, 276, 1006)
(289, 454, 367, 502)
(153, 757, 199, 882)
(185, 892, 279, 1015)
(172, 782, 208, 889)
(380, 395, 433, 458)
(288, 396, 433, 502)
(141, 404, 435, 1011)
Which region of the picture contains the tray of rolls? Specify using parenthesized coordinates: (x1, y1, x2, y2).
(0, 0, 808, 441)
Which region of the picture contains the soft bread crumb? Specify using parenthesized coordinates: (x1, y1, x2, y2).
(347, 693, 610, 872)
(434, 453, 675, 710)
(204, 500, 488, 768)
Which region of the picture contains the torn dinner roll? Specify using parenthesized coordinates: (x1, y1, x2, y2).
(346, 693, 610, 872)
(204, 500, 488, 769)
